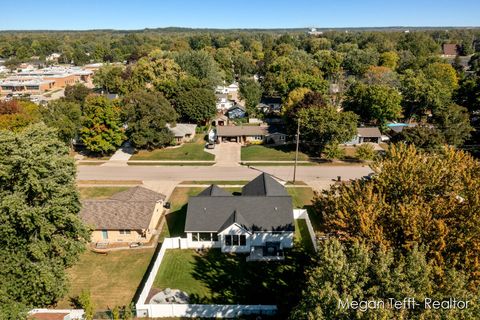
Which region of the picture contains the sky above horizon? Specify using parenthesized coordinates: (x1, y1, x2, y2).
(1, 0, 479, 30)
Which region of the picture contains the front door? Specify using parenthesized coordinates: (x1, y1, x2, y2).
(101, 230, 108, 240)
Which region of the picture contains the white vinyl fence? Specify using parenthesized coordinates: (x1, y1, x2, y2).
(135, 237, 278, 318)
(293, 209, 318, 252)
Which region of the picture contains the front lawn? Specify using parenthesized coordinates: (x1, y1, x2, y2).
(78, 186, 130, 200)
(58, 249, 155, 309)
(287, 187, 314, 208)
(131, 136, 214, 161)
(241, 145, 310, 161)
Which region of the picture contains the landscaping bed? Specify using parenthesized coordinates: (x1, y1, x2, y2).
(131, 136, 214, 161)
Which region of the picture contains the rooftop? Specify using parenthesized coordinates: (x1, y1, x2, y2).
(357, 127, 382, 137)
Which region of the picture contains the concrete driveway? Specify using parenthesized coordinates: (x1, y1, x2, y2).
(211, 142, 241, 166)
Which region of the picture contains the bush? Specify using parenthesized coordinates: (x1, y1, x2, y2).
(322, 143, 345, 160)
(355, 143, 375, 160)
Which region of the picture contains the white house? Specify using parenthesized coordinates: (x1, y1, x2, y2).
(184, 173, 294, 261)
(216, 82, 239, 94)
(215, 93, 235, 112)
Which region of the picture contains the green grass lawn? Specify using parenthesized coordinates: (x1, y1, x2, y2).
(58, 249, 155, 309)
(180, 180, 249, 185)
(287, 187, 314, 208)
(78, 187, 130, 200)
(241, 145, 310, 161)
(295, 219, 314, 252)
(153, 249, 212, 300)
(130, 136, 214, 161)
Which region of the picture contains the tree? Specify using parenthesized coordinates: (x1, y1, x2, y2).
(432, 103, 473, 146)
(342, 48, 379, 76)
(40, 99, 82, 145)
(80, 95, 126, 154)
(112, 306, 120, 320)
(78, 291, 94, 320)
(0, 100, 41, 131)
(64, 83, 92, 104)
(122, 90, 177, 149)
(379, 51, 399, 70)
(239, 78, 263, 116)
(322, 142, 345, 160)
(282, 87, 311, 116)
(175, 88, 216, 124)
(315, 144, 480, 286)
(391, 125, 445, 152)
(344, 82, 402, 126)
(290, 239, 480, 320)
(0, 124, 90, 317)
(93, 64, 125, 94)
(175, 50, 223, 87)
(355, 143, 375, 160)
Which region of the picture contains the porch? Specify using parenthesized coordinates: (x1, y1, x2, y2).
(246, 243, 285, 262)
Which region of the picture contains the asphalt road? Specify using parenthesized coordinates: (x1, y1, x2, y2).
(77, 164, 373, 183)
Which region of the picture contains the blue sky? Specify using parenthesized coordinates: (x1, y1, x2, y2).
(1, 0, 479, 30)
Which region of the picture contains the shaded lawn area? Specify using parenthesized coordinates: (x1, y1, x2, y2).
(131, 136, 214, 161)
(295, 219, 314, 252)
(287, 187, 322, 231)
(153, 248, 310, 316)
(58, 249, 154, 310)
(241, 145, 310, 161)
(78, 186, 130, 200)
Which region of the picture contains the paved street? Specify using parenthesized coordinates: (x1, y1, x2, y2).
(77, 164, 373, 185)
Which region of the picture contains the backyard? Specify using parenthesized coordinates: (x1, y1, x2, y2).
(58, 249, 155, 310)
(130, 136, 214, 161)
(241, 145, 310, 161)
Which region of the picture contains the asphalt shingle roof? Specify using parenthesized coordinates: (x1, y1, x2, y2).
(79, 186, 166, 230)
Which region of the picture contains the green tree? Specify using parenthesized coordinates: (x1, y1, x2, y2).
(379, 51, 399, 70)
(175, 88, 216, 124)
(64, 83, 92, 104)
(80, 95, 126, 154)
(0, 124, 90, 317)
(342, 48, 379, 76)
(122, 90, 177, 149)
(93, 64, 125, 94)
(40, 99, 82, 145)
(239, 78, 263, 116)
(391, 125, 445, 152)
(78, 291, 95, 320)
(344, 82, 402, 126)
(290, 239, 480, 320)
(175, 50, 223, 87)
(432, 103, 473, 146)
(322, 142, 345, 160)
(355, 143, 375, 160)
(0, 100, 41, 132)
(315, 144, 480, 286)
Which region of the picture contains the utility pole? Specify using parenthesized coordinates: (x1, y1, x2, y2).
(293, 117, 300, 184)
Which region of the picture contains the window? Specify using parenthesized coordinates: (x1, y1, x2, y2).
(192, 233, 199, 241)
(240, 235, 246, 246)
(212, 233, 219, 241)
(232, 235, 239, 246)
(280, 135, 285, 141)
(254, 136, 263, 140)
(225, 235, 232, 246)
(199, 232, 211, 241)
(119, 230, 131, 235)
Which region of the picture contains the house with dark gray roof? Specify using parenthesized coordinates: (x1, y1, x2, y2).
(184, 173, 294, 260)
(80, 186, 166, 244)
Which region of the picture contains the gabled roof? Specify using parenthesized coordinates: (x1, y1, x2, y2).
(216, 125, 268, 137)
(357, 127, 382, 138)
(185, 173, 293, 232)
(198, 185, 232, 197)
(218, 210, 250, 232)
(242, 173, 288, 196)
(80, 186, 165, 230)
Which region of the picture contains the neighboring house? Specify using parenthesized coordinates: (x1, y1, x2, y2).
(216, 82, 239, 94)
(215, 93, 235, 113)
(167, 123, 197, 144)
(226, 103, 246, 119)
(212, 113, 229, 126)
(442, 43, 460, 57)
(217, 125, 286, 144)
(46, 53, 61, 62)
(80, 187, 166, 244)
(256, 97, 282, 114)
(29, 309, 84, 320)
(345, 127, 382, 145)
(184, 173, 294, 260)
